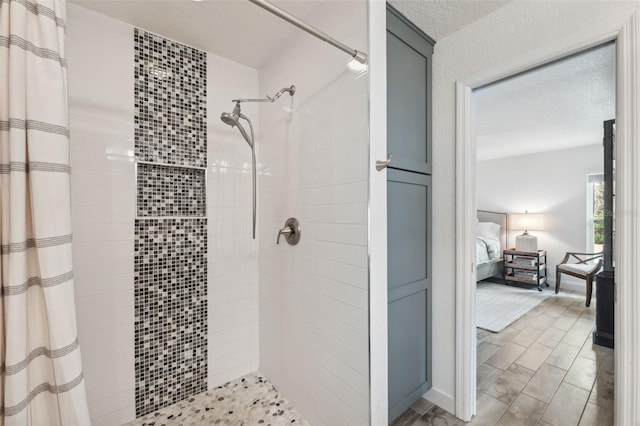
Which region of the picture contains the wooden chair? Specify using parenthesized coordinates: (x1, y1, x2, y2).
(555, 252, 603, 307)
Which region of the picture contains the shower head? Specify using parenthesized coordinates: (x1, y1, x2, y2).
(220, 102, 241, 126)
(220, 102, 253, 148)
(220, 112, 237, 127)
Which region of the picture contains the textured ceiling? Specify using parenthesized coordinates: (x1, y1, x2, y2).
(387, 0, 511, 41)
(474, 43, 615, 162)
(69, 0, 324, 69)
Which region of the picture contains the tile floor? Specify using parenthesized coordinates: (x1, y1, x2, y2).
(125, 372, 309, 426)
(393, 289, 614, 426)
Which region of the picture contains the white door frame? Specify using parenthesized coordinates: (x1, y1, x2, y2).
(455, 11, 640, 424)
(368, 1, 388, 424)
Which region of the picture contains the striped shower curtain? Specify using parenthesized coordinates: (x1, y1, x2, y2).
(0, 0, 91, 424)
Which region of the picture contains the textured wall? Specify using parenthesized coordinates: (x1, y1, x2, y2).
(133, 28, 208, 417)
(429, 0, 637, 409)
(134, 29, 207, 168)
(133, 217, 208, 414)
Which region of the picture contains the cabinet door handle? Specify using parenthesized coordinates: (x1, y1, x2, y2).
(375, 153, 392, 171)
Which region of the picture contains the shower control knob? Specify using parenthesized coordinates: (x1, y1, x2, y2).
(375, 152, 392, 171)
(277, 218, 301, 245)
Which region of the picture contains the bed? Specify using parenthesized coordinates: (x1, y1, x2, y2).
(476, 210, 508, 282)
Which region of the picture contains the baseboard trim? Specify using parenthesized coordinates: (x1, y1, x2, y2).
(422, 387, 455, 415)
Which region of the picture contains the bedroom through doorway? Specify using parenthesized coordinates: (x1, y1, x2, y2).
(472, 42, 615, 425)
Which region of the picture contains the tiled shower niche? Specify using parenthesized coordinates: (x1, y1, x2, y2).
(136, 163, 206, 217)
(134, 28, 208, 417)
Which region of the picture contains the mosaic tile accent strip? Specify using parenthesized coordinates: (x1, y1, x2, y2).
(136, 163, 206, 217)
(134, 218, 208, 416)
(125, 372, 310, 426)
(134, 28, 207, 167)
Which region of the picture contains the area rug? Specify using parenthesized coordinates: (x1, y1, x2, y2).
(476, 282, 549, 332)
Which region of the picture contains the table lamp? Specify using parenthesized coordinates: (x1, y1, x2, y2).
(510, 211, 544, 252)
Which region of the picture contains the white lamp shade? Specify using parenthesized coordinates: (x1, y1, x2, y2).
(510, 213, 544, 232)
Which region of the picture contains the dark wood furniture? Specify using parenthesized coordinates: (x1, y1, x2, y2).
(594, 118, 615, 348)
(503, 249, 548, 291)
(555, 252, 603, 307)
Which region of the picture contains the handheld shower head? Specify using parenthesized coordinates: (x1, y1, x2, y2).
(220, 102, 241, 126)
(220, 103, 253, 148)
(220, 112, 238, 127)
(220, 100, 258, 240)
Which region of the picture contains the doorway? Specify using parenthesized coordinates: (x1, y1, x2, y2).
(454, 14, 639, 425)
(471, 43, 614, 425)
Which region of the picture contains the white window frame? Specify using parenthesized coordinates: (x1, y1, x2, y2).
(586, 173, 604, 253)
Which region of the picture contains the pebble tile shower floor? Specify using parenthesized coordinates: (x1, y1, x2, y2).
(125, 372, 309, 426)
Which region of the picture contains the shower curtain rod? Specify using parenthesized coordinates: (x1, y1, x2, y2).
(248, 0, 368, 64)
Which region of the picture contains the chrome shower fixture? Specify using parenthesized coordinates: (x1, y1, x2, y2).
(220, 102, 253, 148)
(232, 85, 296, 104)
(220, 85, 295, 240)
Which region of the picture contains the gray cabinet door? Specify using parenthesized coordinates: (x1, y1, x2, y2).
(387, 5, 434, 422)
(387, 7, 434, 175)
(387, 169, 432, 421)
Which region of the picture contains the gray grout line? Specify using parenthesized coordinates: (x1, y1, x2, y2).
(536, 324, 598, 426)
(492, 296, 596, 425)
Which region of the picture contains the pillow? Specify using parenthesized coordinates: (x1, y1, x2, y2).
(477, 221, 501, 241)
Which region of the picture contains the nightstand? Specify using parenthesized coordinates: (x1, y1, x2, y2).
(503, 248, 549, 291)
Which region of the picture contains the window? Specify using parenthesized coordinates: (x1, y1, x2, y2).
(587, 173, 604, 253)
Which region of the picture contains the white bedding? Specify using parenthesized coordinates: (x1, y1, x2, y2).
(476, 237, 501, 265)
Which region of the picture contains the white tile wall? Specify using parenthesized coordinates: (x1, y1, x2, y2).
(68, 4, 262, 423)
(67, 5, 136, 426)
(257, 1, 370, 425)
(207, 53, 260, 387)
(68, 2, 371, 424)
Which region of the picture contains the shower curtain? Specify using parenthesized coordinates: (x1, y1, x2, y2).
(0, 0, 91, 424)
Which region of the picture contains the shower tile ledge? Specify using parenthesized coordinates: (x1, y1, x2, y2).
(123, 372, 309, 426)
